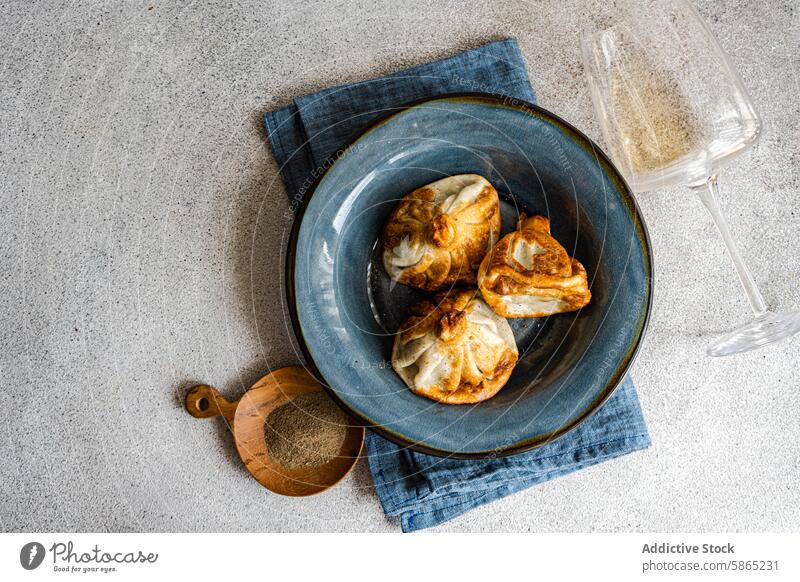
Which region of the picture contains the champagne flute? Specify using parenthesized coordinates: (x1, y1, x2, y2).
(580, 0, 800, 356)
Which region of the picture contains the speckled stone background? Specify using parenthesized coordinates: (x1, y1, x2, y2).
(1, 0, 798, 532)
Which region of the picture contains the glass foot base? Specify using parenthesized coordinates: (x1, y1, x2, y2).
(707, 311, 800, 357)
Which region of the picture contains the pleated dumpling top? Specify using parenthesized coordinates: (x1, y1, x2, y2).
(478, 214, 591, 318)
(382, 175, 500, 292)
(391, 288, 518, 404)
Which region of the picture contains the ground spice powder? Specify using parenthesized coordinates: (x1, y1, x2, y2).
(264, 391, 349, 468)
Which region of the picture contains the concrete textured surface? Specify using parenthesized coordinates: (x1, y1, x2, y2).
(1, 0, 798, 532)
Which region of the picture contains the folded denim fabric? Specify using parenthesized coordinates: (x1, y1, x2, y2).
(263, 38, 650, 532)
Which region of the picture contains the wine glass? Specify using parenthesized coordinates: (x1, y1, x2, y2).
(580, 0, 800, 356)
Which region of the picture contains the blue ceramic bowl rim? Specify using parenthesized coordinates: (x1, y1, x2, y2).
(285, 92, 653, 458)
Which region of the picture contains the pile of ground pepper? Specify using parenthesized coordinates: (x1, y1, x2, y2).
(264, 391, 349, 468)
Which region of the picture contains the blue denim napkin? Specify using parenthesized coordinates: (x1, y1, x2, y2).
(264, 39, 650, 532)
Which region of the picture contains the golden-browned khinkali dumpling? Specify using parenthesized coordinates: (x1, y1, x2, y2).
(478, 214, 591, 318)
(391, 288, 518, 404)
(382, 175, 500, 292)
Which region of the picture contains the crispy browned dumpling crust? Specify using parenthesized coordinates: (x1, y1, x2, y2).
(478, 214, 591, 318)
(391, 288, 518, 404)
(382, 175, 500, 292)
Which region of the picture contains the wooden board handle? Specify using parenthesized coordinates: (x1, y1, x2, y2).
(185, 385, 236, 423)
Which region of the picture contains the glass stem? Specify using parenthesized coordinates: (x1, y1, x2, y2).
(693, 175, 768, 317)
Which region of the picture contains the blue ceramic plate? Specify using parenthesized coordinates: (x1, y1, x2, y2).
(287, 94, 651, 458)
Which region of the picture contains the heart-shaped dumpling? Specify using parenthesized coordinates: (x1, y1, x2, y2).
(392, 288, 518, 404)
(382, 175, 500, 292)
(478, 214, 591, 318)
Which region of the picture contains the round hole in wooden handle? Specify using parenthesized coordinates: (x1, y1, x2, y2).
(186, 384, 227, 419)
